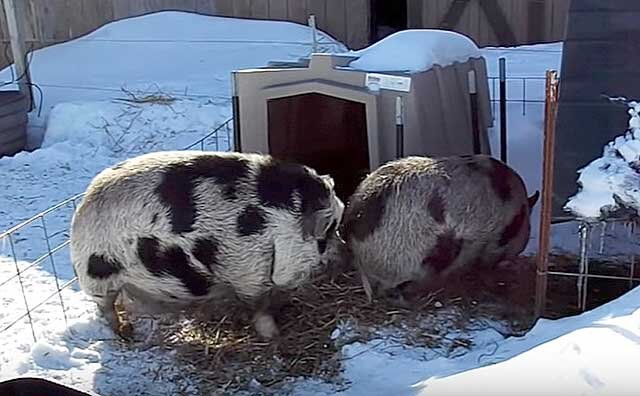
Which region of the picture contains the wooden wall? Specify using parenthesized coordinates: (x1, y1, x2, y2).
(0, 0, 570, 71)
(0, 0, 370, 69)
(408, 0, 570, 47)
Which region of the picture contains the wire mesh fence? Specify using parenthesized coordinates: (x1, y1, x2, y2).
(0, 117, 233, 342)
(487, 76, 547, 116)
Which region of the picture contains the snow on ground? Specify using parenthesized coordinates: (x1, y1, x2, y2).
(288, 285, 640, 395)
(0, 11, 346, 395)
(0, 10, 346, 274)
(1, 14, 636, 394)
(412, 285, 640, 396)
(565, 100, 640, 220)
(347, 29, 481, 73)
(0, 258, 199, 395)
(0, 10, 346, 147)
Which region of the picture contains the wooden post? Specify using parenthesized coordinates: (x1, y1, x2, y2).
(534, 69, 560, 319)
(395, 96, 404, 159)
(499, 57, 508, 163)
(308, 14, 318, 54)
(468, 69, 481, 154)
(2, 0, 33, 110)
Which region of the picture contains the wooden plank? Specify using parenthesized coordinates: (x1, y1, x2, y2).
(194, 0, 218, 15)
(112, 0, 134, 19)
(306, 0, 326, 31)
(477, 0, 517, 46)
(528, 0, 545, 43)
(551, 0, 570, 41)
(438, 0, 470, 29)
(325, 0, 345, 42)
(2, 0, 31, 102)
(252, 0, 269, 19)
(466, 0, 481, 46)
(233, 0, 252, 18)
(345, 0, 368, 49)
(68, 0, 114, 39)
(406, 0, 422, 28)
(509, 0, 526, 44)
(210, 0, 234, 16)
(287, 0, 307, 24)
(268, 0, 288, 20)
(113, 0, 195, 19)
(28, 0, 60, 42)
(0, 2, 8, 41)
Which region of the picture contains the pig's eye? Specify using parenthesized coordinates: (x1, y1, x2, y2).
(317, 238, 328, 254)
(326, 219, 337, 235)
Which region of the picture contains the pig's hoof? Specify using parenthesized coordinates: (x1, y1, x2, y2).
(253, 312, 280, 339)
(116, 320, 134, 341)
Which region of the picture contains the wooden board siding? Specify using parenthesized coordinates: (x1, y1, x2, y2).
(0, 0, 370, 71)
(407, 0, 569, 47)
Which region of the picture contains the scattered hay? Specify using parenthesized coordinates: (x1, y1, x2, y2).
(113, 85, 178, 106)
(141, 262, 537, 394)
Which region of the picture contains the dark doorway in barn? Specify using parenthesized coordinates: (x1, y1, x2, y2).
(370, 0, 407, 42)
(267, 93, 370, 202)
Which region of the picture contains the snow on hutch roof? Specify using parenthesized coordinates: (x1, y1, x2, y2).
(346, 29, 482, 73)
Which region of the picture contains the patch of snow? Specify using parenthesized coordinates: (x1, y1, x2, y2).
(0, 10, 347, 147)
(0, 259, 199, 395)
(347, 29, 481, 73)
(31, 341, 85, 370)
(0, 10, 346, 277)
(564, 101, 640, 220)
(413, 286, 640, 396)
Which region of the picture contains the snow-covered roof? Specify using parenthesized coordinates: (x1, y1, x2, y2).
(346, 29, 482, 73)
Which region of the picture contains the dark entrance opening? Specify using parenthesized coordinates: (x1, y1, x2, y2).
(267, 92, 370, 202)
(370, 0, 407, 42)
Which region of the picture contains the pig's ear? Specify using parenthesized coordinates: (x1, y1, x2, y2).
(302, 206, 335, 240)
(527, 190, 540, 210)
(320, 174, 335, 189)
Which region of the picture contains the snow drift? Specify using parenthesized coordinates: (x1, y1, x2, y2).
(347, 29, 481, 73)
(565, 100, 640, 220)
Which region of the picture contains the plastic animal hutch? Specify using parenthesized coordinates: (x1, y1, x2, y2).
(0, 90, 28, 157)
(231, 48, 493, 200)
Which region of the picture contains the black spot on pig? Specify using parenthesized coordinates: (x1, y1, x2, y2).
(237, 205, 268, 236)
(192, 236, 221, 272)
(423, 231, 463, 273)
(342, 187, 390, 242)
(156, 155, 250, 234)
(87, 254, 123, 279)
(136, 236, 210, 296)
(488, 158, 513, 201)
(257, 159, 329, 211)
(156, 168, 195, 234)
(427, 193, 446, 224)
(499, 205, 527, 246)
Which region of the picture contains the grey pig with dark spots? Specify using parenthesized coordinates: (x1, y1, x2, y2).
(70, 150, 345, 340)
(339, 154, 539, 304)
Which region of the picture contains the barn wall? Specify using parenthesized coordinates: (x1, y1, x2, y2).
(0, 0, 370, 70)
(0, 0, 570, 71)
(407, 0, 570, 47)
